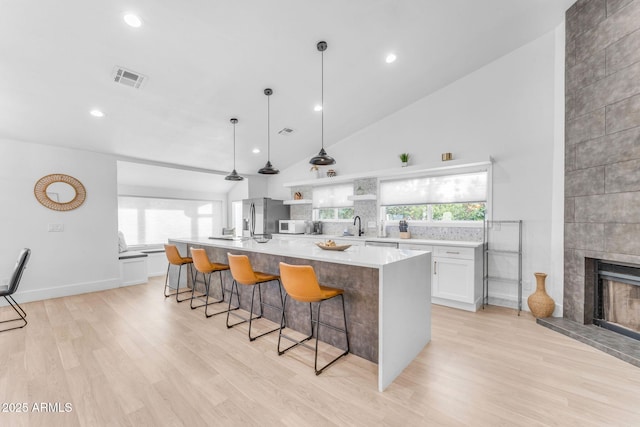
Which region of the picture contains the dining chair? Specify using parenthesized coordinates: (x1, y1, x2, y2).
(0, 248, 31, 333)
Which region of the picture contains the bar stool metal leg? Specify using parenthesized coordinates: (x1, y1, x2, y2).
(164, 263, 193, 302)
(314, 294, 350, 375)
(226, 279, 283, 341)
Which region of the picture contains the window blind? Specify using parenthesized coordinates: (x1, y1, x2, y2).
(379, 171, 488, 206)
(118, 196, 223, 245)
(312, 183, 354, 208)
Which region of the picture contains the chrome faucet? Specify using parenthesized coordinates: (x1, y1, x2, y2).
(353, 216, 364, 236)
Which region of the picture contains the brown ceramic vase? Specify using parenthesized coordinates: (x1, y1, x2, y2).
(527, 272, 555, 318)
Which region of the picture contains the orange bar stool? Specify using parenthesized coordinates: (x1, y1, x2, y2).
(163, 244, 194, 302)
(226, 253, 285, 341)
(190, 248, 232, 318)
(278, 262, 350, 375)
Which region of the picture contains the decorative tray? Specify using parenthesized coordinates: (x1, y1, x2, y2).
(315, 242, 351, 251)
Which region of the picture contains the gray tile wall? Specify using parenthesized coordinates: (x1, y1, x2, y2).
(565, 0, 640, 323)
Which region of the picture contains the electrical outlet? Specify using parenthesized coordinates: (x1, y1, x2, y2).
(367, 221, 376, 228)
(48, 223, 64, 232)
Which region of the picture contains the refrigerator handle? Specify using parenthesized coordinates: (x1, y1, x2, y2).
(250, 203, 255, 236)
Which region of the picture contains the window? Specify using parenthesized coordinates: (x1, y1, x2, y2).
(380, 171, 488, 224)
(317, 207, 355, 220)
(385, 203, 486, 222)
(118, 196, 223, 246)
(312, 183, 354, 221)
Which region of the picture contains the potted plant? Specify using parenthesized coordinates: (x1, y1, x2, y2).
(399, 153, 410, 167)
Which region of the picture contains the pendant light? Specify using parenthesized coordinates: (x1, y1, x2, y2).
(258, 88, 279, 174)
(225, 118, 244, 181)
(310, 40, 336, 166)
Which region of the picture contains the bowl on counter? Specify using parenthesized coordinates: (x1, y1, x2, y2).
(252, 235, 271, 243)
(315, 240, 351, 251)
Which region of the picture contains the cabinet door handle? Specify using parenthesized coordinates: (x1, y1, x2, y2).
(446, 251, 460, 254)
(434, 261, 437, 275)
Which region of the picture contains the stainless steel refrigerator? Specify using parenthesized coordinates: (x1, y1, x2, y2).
(242, 198, 289, 237)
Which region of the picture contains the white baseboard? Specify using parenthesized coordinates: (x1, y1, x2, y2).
(487, 294, 563, 317)
(2, 277, 122, 305)
(487, 294, 520, 310)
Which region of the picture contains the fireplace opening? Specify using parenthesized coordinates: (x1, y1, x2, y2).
(595, 260, 640, 341)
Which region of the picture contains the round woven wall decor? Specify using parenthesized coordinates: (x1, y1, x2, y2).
(34, 174, 86, 211)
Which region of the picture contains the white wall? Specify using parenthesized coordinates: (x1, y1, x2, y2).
(268, 26, 566, 313)
(0, 138, 120, 303)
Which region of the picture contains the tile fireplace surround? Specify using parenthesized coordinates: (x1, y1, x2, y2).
(553, 0, 640, 365)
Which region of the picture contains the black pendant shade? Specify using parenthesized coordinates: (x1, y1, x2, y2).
(225, 169, 244, 181)
(258, 88, 279, 175)
(310, 40, 336, 166)
(225, 118, 244, 181)
(309, 148, 335, 166)
(258, 160, 279, 175)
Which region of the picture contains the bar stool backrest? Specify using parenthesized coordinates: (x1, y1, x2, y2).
(190, 248, 212, 273)
(279, 262, 323, 303)
(227, 253, 258, 285)
(164, 244, 185, 265)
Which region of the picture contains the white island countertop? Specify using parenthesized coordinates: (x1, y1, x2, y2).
(171, 236, 428, 269)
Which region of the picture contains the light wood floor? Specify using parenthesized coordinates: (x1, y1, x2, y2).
(1, 276, 639, 426)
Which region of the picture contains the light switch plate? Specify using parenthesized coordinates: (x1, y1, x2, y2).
(48, 223, 64, 232)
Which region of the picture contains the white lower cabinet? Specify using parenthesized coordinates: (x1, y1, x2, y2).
(432, 245, 482, 312)
(400, 242, 482, 312)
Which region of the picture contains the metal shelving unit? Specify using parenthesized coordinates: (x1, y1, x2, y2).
(483, 220, 522, 315)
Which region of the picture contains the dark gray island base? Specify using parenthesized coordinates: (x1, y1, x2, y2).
(169, 237, 430, 391)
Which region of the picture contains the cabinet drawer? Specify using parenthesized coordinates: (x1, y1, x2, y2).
(433, 246, 474, 260)
(398, 243, 433, 252)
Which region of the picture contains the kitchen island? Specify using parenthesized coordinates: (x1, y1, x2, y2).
(169, 237, 430, 391)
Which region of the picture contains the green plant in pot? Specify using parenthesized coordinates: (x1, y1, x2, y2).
(399, 153, 410, 167)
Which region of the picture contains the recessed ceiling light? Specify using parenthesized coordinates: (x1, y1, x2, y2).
(314, 105, 322, 112)
(90, 109, 105, 118)
(252, 148, 260, 154)
(385, 53, 397, 64)
(123, 13, 143, 28)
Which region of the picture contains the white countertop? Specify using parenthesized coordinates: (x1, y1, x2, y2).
(170, 237, 429, 269)
(273, 233, 483, 248)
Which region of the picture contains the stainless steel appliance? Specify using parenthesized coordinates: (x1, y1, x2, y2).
(311, 221, 323, 235)
(242, 198, 289, 238)
(278, 219, 306, 234)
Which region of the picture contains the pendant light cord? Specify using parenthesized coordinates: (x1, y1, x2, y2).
(267, 94, 271, 161)
(233, 121, 236, 169)
(321, 47, 324, 150)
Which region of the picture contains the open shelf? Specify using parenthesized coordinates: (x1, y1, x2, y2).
(283, 199, 312, 205)
(483, 219, 522, 315)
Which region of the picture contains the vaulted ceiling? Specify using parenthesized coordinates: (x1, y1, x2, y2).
(0, 0, 573, 179)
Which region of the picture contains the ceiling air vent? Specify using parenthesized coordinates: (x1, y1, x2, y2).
(278, 128, 293, 135)
(112, 66, 146, 89)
